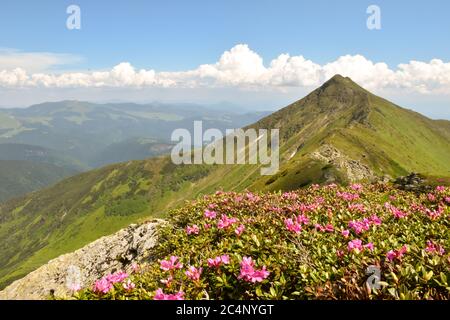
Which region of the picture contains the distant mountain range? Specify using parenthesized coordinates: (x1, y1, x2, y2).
(0, 75, 449, 288)
(0, 101, 268, 167)
(0, 102, 267, 202)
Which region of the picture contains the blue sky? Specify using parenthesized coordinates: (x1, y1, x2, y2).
(0, 0, 449, 118)
(1, 0, 449, 69)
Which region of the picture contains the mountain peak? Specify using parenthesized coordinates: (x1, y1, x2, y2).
(320, 74, 363, 91)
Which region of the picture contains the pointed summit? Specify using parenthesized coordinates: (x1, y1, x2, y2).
(317, 74, 368, 95)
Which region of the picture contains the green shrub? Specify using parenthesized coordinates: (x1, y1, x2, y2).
(76, 183, 450, 300)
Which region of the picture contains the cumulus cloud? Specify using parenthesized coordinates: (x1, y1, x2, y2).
(0, 44, 449, 95)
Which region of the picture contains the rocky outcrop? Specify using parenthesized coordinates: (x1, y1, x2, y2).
(311, 144, 375, 182)
(393, 172, 432, 193)
(0, 219, 164, 300)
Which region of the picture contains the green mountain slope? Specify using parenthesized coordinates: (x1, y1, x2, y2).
(0, 160, 77, 202)
(89, 138, 174, 167)
(0, 143, 87, 171)
(0, 75, 449, 288)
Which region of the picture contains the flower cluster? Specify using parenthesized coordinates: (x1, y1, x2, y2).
(347, 239, 374, 253)
(386, 245, 408, 261)
(93, 271, 130, 294)
(238, 257, 270, 283)
(79, 184, 449, 300)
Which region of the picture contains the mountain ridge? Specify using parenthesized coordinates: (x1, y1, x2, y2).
(0, 75, 449, 289)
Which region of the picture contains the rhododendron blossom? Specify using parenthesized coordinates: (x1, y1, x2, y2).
(386, 245, 408, 261)
(337, 191, 359, 201)
(341, 229, 350, 238)
(106, 271, 129, 284)
(425, 240, 445, 255)
(160, 256, 183, 271)
(185, 266, 203, 281)
(296, 214, 309, 225)
(153, 288, 185, 300)
(235, 224, 245, 236)
(425, 206, 443, 220)
(186, 224, 200, 235)
(347, 239, 363, 252)
(123, 280, 136, 291)
(217, 214, 238, 229)
(350, 184, 363, 192)
(285, 218, 302, 233)
(238, 257, 270, 283)
(204, 209, 217, 219)
(207, 255, 230, 268)
(385, 203, 408, 219)
(93, 278, 113, 294)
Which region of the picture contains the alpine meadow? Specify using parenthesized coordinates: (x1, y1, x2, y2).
(0, 1, 449, 305)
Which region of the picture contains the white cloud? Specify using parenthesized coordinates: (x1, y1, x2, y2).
(0, 44, 450, 96)
(0, 48, 81, 73)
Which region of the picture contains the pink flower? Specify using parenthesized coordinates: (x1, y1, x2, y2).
(238, 257, 270, 283)
(425, 240, 445, 255)
(285, 218, 302, 233)
(220, 254, 230, 264)
(386, 245, 408, 261)
(217, 214, 238, 229)
(93, 278, 113, 294)
(341, 229, 350, 238)
(160, 256, 183, 271)
(207, 254, 230, 268)
(185, 266, 203, 281)
(249, 266, 270, 282)
(123, 279, 136, 291)
(153, 288, 185, 300)
(296, 214, 309, 225)
(370, 215, 382, 225)
(445, 197, 450, 204)
(436, 185, 445, 192)
(385, 203, 408, 219)
(350, 184, 363, 192)
(386, 250, 397, 261)
(324, 224, 334, 232)
(427, 193, 436, 202)
(106, 271, 129, 284)
(348, 219, 370, 234)
(347, 239, 363, 253)
(314, 223, 326, 232)
(425, 206, 443, 220)
(160, 275, 173, 287)
(364, 242, 374, 251)
(337, 191, 359, 201)
(235, 224, 245, 236)
(204, 209, 217, 219)
(186, 224, 200, 235)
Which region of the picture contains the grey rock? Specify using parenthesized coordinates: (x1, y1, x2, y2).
(0, 219, 164, 300)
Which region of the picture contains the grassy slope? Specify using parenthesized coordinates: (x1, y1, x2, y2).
(1, 75, 449, 288)
(0, 160, 78, 202)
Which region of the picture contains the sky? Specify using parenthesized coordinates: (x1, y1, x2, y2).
(0, 0, 449, 118)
